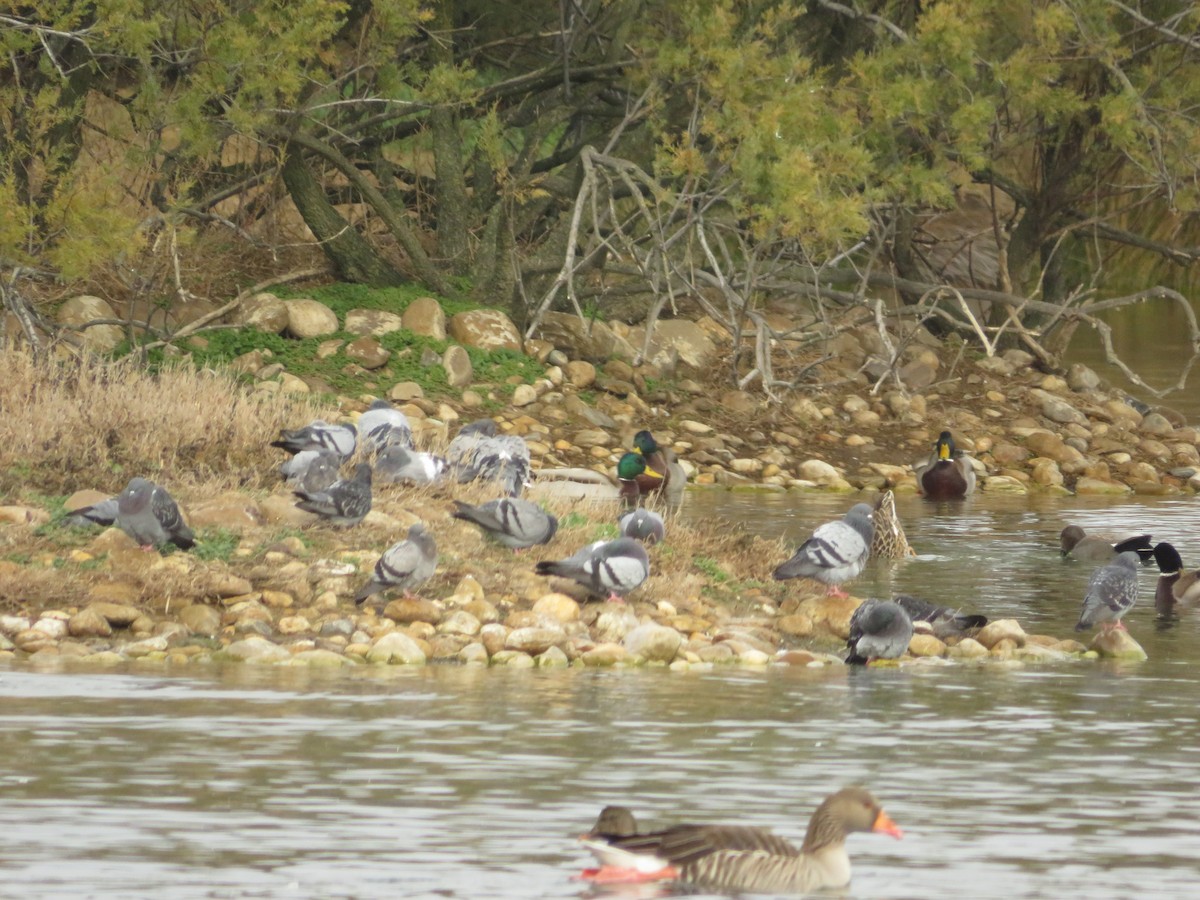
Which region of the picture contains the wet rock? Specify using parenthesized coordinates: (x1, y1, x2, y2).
(1090, 629, 1147, 660)
(796, 459, 850, 489)
(947, 637, 988, 659)
(288, 649, 351, 667)
(797, 595, 860, 639)
(458, 642, 489, 665)
(582, 643, 628, 666)
(366, 631, 426, 664)
(505, 626, 567, 655)
(907, 634, 947, 657)
(284, 299, 338, 338)
(480, 623, 508, 657)
(623, 623, 682, 662)
(1074, 476, 1132, 495)
(535, 646, 570, 668)
(179, 604, 221, 637)
(437, 611, 482, 636)
(223, 636, 290, 663)
(975, 619, 1026, 649)
(68, 607, 113, 638)
(980, 475, 1027, 493)
(88, 602, 143, 628)
(383, 598, 442, 625)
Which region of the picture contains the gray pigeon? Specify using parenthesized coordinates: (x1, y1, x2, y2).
(294, 462, 372, 527)
(447, 419, 531, 497)
(271, 419, 357, 461)
(115, 477, 195, 551)
(772, 503, 874, 597)
(358, 399, 413, 454)
(354, 523, 438, 605)
(64, 496, 119, 528)
(374, 445, 449, 485)
(618, 508, 666, 545)
(535, 537, 650, 602)
(279, 449, 341, 493)
(846, 598, 914, 665)
(893, 593, 987, 638)
(452, 498, 558, 550)
(1076, 550, 1140, 633)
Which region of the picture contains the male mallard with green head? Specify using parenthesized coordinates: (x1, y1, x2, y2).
(632, 430, 686, 504)
(617, 452, 661, 508)
(915, 430, 976, 500)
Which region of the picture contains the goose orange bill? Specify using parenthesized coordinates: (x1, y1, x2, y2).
(872, 809, 903, 839)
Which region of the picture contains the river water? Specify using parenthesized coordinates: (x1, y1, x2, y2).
(2, 492, 1200, 899)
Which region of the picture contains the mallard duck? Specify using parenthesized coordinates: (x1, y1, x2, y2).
(845, 599, 913, 665)
(1060, 525, 1153, 563)
(633, 430, 686, 504)
(915, 430, 976, 499)
(772, 503, 874, 598)
(1076, 551, 1140, 633)
(869, 490, 915, 559)
(616, 452, 662, 508)
(1152, 542, 1200, 618)
(577, 787, 902, 892)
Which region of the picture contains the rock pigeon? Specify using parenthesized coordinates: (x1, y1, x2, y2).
(915, 430, 976, 499)
(374, 445, 449, 485)
(279, 449, 341, 493)
(447, 419, 531, 497)
(535, 537, 650, 602)
(294, 462, 372, 526)
(1060, 525, 1153, 563)
(114, 477, 195, 551)
(354, 523, 438, 605)
(772, 503, 874, 598)
(1151, 542, 1200, 619)
(451, 498, 558, 550)
(358, 399, 413, 454)
(892, 593, 987, 638)
(576, 787, 901, 893)
(1076, 550, 1140, 633)
(618, 508, 665, 545)
(271, 419, 357, 461)
(845, 599, 914, 665)
(64, 496, 119, 528)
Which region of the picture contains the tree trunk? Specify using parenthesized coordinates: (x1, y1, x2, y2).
(430, 0, 471, 275)
(280, 145, 408, 286)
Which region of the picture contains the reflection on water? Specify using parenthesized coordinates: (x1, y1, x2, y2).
(2, 491, 1200, 898)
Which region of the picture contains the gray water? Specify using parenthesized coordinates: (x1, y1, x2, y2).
(3, 492, 1200, 899)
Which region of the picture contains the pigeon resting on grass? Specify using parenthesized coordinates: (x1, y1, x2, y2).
(354, 523, 438, 605)
(64, 496, 119, 528)
(294, 462, 372, 527)
(279, 449, 341, 493)
(447, 419, 531, 497)
(358, 399, 413, 454)
(115, 477, 195, 551)
(1076, 550, 1140, 633)
(451, 498, 558, 550)
(535, 537, 650, 603)
(271, 419, 357, 461)
(374, 445, 448, 486)
(772, 503, 874, 598)
(618, 508, 666, 546)
(845, 599, 914, 665)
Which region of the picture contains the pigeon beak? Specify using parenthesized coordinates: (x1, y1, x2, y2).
(872, 810, 903, 839)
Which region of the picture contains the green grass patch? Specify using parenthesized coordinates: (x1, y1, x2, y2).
(591, 522, 620, 541)
(560, 511, 590, 529)
(193, 528, 241, 562)
(693, 555, 731, 583)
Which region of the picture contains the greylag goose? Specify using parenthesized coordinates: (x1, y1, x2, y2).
(578, 787, 901, 892)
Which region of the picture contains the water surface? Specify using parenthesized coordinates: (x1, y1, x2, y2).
(2, 491, 1200, 899)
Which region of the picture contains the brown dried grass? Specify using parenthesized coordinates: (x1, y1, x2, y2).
(0, 345, 322, 499)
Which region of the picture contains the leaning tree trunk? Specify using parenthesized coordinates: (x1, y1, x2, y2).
(280, 145, 408, 287)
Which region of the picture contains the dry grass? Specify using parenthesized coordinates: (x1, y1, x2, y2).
(0, 345, 323, 499)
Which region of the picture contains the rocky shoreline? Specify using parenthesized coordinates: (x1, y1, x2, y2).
(1, 294, 1188, 670)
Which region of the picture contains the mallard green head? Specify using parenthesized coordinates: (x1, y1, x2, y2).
(617, 452, 647, 481)
(935, 430, 955, 460)
(633, 430, 659, 456)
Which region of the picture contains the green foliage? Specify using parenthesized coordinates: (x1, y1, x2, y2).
(559, 511, 590, 529)
(194, 528, 240, 562)
(591, 523, 620, 541)
(692, 555, 730, 584)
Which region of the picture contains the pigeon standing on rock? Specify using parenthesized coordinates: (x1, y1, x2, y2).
(618, 508, 666, 545)
(294, 462, 373, 527)
(451, 498, 558, 550)
(358, 399, 413, 454)
(845, 599, 914, 665)
(354, 523, 438, 605)
(1076, 551, 1140, 633)
(271, 419, 357, 461)
(279, 449, 341, 493)
(535, 537, 650, 602)
(447, 419, 531, 497)
(115, 477, 195, 551)
(773, 503, 874, 598)
(374, 445, 449, 486)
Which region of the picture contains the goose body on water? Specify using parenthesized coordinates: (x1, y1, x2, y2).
(577, 787, 902, 892)
(773, 503, 874, 598)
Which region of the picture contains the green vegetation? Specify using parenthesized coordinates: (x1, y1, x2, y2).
(193, 528, 241, 562)
(692, 555, 731, 584)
